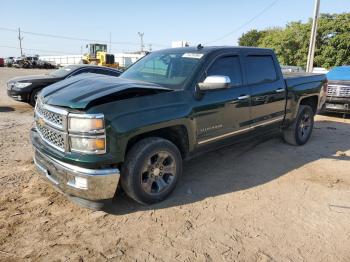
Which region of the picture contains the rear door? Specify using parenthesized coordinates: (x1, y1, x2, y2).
(194, 54, 251, 145)
(243, 54, 286, 128)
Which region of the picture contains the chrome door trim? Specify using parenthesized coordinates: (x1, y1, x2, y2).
(197, 116, 284, 145)
(238, 95, 250, 100)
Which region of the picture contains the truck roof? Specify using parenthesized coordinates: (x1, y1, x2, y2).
(155, 45, 274, 54)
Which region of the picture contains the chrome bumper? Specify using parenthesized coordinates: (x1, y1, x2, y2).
(33, 149, 120, 201)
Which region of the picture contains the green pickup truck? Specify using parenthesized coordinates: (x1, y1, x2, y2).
(31, 46, 327, 208)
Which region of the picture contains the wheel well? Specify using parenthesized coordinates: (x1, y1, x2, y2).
(126, 125, 189, 158)
(300, 96, 318, 114)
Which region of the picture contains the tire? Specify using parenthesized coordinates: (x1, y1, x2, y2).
(283, 105, 314, 146)
(29, 89, 40, 107)
(121, 137, 182, 205)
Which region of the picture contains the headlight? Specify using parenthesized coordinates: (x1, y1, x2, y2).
(70, 136, 105, 153)
(68, 113, 106, 154)
(14, 82, 32, 88)
(68, 114, 104, 133)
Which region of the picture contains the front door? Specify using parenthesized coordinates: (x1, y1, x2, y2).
(193, 54, 251, 145)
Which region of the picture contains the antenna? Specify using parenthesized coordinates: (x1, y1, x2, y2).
(197, 44, 203, 50)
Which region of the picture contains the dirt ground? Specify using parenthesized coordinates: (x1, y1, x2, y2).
(0, 67, 349, 262)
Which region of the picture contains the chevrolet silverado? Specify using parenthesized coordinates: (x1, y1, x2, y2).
(31, 46, 327, 209)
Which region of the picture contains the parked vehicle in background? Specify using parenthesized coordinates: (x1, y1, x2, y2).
(37, 59, 57, 69)
(323, 66, 350, 114)
(26, 56, 39, 68)
(0, 58, 4, 67)
(30, 46, 327, 209)
(7, 64, 122, 106)
(12, 57, 32, 68)
(5, 57, 15, 67)
(312, 67, 329, 74)
(281, 65, 305, 73)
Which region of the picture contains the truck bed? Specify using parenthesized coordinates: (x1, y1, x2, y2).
(283, 72, 326, 88)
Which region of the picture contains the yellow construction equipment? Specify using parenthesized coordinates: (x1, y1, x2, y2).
(81, 43, 119, 68)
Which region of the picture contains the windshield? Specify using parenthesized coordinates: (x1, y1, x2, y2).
(327, 66, 350, 81)
(50, 65, 77, 77)
(120, 51, 204, 89)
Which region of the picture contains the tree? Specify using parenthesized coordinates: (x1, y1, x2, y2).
(238, 13, 350, 69)
(238, 29, 266, 47)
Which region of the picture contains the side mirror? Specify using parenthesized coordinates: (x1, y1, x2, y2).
(198, 75, 231, 91)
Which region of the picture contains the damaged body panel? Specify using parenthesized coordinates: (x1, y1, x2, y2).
(41, 73, 172, 109)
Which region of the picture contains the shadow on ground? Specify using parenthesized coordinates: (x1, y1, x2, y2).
(0, 106, 15, 112)
(103, 119, 350, 215)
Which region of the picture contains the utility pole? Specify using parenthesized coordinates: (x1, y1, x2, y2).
(306, 0, 320, 73)
(18, 27, 24, 56)
(138, 32, 144, 52)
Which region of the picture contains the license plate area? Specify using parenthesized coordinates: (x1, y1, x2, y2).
(326, 103, 349, 110)
(34, 151, 65, 185)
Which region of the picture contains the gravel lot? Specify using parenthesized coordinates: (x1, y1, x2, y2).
(0, 67, 350, 261)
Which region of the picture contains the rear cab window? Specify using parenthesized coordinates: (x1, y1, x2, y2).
(207, 56, 242, 87)
(245, 55, 277, 85)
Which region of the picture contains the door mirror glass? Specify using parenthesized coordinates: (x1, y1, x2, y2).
(198, 75, 231, 91)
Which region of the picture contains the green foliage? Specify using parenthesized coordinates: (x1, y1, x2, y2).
(238, 13, 350, 69)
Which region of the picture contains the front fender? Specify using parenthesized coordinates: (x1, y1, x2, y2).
(88, 90, 195, 164)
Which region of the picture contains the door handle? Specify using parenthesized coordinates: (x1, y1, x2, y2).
(238, 95, 250, 100)
(275, 88, 285, 93)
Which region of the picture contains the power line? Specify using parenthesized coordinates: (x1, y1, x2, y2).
(0, 26, 167, 47)
(204, 0, 279, 45)
(0, 44, 77, 55)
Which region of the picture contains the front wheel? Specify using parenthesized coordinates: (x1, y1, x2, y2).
(283, 105, 314, 146)
(121, 137, 182, 205)
(29, 89, 40, 107)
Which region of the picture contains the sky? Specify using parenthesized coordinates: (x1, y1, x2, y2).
(1, 0, 350, 57)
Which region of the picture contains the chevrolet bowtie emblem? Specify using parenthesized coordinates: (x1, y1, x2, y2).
(37, 117, 45, 127)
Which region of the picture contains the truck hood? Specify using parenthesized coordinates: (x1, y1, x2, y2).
(40, 73, 172, 109)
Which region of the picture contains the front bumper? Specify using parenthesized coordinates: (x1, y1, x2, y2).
(33, 148, 120, 202)
(7, 89, 29, 102)
(324, 96, 350, 113)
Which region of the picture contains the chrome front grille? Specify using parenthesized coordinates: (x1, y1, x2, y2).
(35, 98, 68, 152)
(36, 104, 63, 127)
(35, 100, 64, 129)
(327, 86, 337, 96)
(36, 122, 66, 151)
(339, 86, 350, 97)
(327, 85, 350, 97)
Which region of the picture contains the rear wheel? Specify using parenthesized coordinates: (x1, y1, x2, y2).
(121, 137, 182, 205)
(283, 105, 314, 145)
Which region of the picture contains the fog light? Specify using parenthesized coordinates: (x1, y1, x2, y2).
(69, 176, 88, 189)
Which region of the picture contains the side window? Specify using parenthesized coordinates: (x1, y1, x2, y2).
(245, 55, 277, 85)
(207, 56, 242, 87)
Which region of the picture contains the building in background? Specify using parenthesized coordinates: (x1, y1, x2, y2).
(39, 52, 145, 68)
